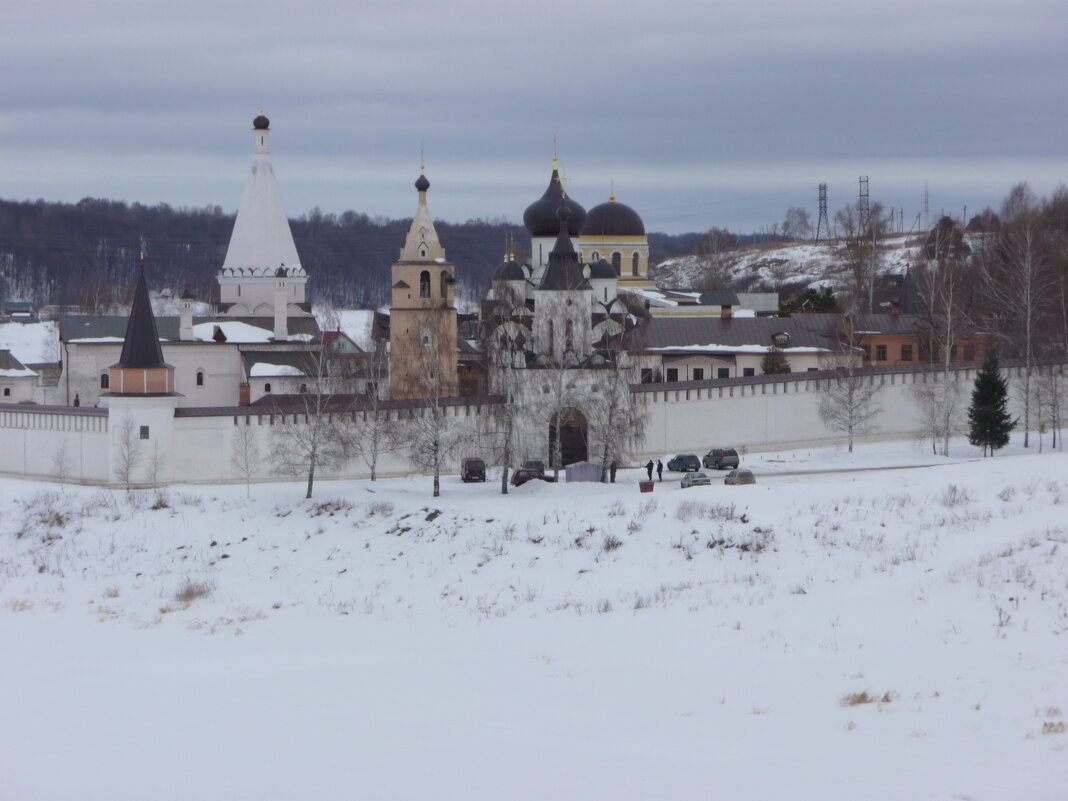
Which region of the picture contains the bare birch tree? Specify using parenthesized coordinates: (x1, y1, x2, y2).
(231, 417, 261, 497)
(113, 415, 141, 491)
(401, 314, 461, 497)
(978, 214, 1056, 447)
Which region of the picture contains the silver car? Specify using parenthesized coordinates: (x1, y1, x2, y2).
(681, 471, 712, 489)
(724, 469, 756, 485)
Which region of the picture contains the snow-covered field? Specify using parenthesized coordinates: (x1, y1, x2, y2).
(1, 438, 1066, 800)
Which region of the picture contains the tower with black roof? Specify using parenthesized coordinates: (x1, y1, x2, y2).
(101, 259, 181, 487)
(532, 204, 593, 363)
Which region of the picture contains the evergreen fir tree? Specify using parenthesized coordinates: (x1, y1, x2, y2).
(761, 346, 792, 375)
(968, 350, 1014, 456)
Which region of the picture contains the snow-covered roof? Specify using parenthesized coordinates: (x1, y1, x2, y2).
(647, 343, 832, 354)
(249, 362, 305, 378)
(192, 321, 273, 343)
(0, 321, 58, 364)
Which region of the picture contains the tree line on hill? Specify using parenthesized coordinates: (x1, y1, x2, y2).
(0, 198, 699, 313)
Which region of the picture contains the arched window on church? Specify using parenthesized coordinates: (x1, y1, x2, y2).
(264, 383, 272, 393)
(591, 251, 600, 262)
(440, 270, 449, 301)
(100, 373, 110, 390)
(612, 252, 621, 275)
(420, 271, 431, 299)
(632, 252, 640, 276)
(299, 383, 308, 394)
(196, 370, 204, 387)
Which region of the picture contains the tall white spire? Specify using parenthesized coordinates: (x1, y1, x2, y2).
(399, 165, 445, 262)
(221, 113, 301, 272)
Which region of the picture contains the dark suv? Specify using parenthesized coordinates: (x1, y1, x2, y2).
(667, 454, 701, 472)
(461, 457, 486, 482)
(703, 448, 740, 470)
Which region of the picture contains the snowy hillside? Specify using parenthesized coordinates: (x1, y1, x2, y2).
(1, 439, 1066, 800)
(654, 235, 921, 294)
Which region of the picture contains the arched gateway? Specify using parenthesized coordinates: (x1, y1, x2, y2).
(549, 407, 588, 467)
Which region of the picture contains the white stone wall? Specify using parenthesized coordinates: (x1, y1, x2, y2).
(635, 364, 1035, 459)
(0, 407, 110, 482)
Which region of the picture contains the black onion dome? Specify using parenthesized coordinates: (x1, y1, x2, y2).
(583, 197, 645, 236)
(589, 258, 616, 279)
(523, 168, 586, 237)
(415, 173, 430, 192)
(253, 114, 270, 130)
(496, 259, 526, 281)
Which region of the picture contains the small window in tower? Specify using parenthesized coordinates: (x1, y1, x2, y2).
(440, 270, 449, 300)
(100, 373, 110, 390)
(420, 271, 431, 298)
(299, 384, 308, 394)
(140, 426, 150, 440)
(591, 251, 600, 261)
(612, 252, 621, 275)
(3, 387, 9, 397)
(632, 252, 640, 276)
(196, 370, 204, 387)
(264, 383, 272, 393)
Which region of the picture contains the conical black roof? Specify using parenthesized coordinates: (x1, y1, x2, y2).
(523, 168, 585, 237)
(537, 205, 591, 291)
(116, 268, 167, 368)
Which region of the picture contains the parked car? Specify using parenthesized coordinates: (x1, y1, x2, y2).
(511, 468, 557, 487)
(667, 454, 701, 472)
(703, 447, 740, 470)
(680, 471, 712, 489)
(461, 457, 486, 483)
(724, 469, 756, 485)
(522, 460, 546, 476)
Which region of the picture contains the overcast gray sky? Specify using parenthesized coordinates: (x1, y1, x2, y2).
(3, 0, 1066, 234)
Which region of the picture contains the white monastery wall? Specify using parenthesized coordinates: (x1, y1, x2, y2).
(0, 363, 1055, 487)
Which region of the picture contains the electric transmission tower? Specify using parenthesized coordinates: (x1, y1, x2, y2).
(815, 183, 830, 244)
(858, 176, 870, 235)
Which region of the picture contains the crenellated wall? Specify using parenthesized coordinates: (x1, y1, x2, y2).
(0, 362, 1061, 486)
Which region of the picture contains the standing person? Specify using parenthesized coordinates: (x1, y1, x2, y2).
(645, 460, 654, 480)
(609, 461, 618, 483)
(656, 459, 663, 481)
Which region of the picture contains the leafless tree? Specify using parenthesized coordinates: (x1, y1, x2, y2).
(782, 207, 813, 241)
(270, 343, 353, 499)
(483, 284, 532, 493)
(977, 213, 1056, 447)
(585, 350, 647, 482)
(339, 344, 394, 481)
(113, 415, 141, 491)
(912, 252, 971, 456)
(835, 201, 890, 313)
(817, 319, 881, 453)
(50, 439, 72, 489)
(401, 314, 461, 497)
(231, 417, 260, 497)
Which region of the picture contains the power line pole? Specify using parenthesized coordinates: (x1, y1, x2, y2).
(815, 183, 830, 244)
(923, 181, 929, 231)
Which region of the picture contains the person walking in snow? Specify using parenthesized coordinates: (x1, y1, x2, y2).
(656, 459, 663, 481)
(645, 460, 654, 480)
